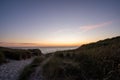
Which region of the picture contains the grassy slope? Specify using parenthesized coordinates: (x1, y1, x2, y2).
(19, 56, 45, 80)
(42, 36, 120, 80)
(0, 52, 6, 65)
(0, 47, 42, 60)
(19, 36, 120, 80)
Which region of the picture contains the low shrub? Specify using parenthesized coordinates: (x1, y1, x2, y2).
(28, 49, 42, 56)
(42, 56, 86, 80)
(19, 56, 45, 80)
(3, 50, 32, 60)
(0, 47, 33, 60)
(42, 57, 63, 80)
(19, 64, 34, 80)
(0, 52, 5, 64)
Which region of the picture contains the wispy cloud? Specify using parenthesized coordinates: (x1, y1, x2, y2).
(80, 21, 113, 31)
(0, 42, 39, 47)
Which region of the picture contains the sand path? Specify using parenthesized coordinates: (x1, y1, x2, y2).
(0, 58, 34, 80)
(29, 56, 52, 80)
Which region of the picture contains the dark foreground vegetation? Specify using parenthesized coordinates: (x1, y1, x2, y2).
(1, 36, 119, 80)
(19, 36, 120, 80)
(19, 56, 45, 80)
(0, 52, 6, 64)
(0, 47, 42, 64)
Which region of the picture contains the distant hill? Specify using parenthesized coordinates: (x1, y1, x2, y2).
(77, 36, 120, 50)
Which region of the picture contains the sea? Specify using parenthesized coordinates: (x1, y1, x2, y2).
(13, 46, 78, 54)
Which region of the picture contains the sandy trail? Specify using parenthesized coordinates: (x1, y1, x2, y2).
(29, 57, 52, 80)
(0, 58, 34, 80)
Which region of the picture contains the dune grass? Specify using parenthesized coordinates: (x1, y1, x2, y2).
(0, 52, 6, 65)
(0, 47, 42, 60)
(18, 56, 45, 80)
(42, 55, 85, 80)
(41, 36, 120, 80)
(18, 36, 120, 80)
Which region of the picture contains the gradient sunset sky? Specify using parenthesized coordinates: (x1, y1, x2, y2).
(0, 0, 120, 47)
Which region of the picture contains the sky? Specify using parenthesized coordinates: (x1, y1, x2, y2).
(0, 0, 120, 47)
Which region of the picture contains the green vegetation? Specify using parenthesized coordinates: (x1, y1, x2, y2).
(42, 55, 85, 80)
(28, 49, 42, 56)
(19, 56, 45, 80)
(42, 36, 120, 80)
(0, 47, 42, 60)
(18, 36, 120, 80)
(0, 52, 6, 65)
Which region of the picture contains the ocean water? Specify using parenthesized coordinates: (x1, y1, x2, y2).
(13, 47, 78, 54)
(39, 47, 78, 54)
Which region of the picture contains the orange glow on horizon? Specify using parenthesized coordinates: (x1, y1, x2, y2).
(0, 41, 86, 47)
(0, 37, 98, 47)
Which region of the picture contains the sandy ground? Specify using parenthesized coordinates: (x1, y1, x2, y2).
(0, 58, 34, 80)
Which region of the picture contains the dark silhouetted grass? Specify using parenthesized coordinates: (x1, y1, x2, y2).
(19, 36, 120, 80)
(0, 47, 42, 60)
(42, 36, 120, 80)
(19, 56, 45, 80)
(0, 52, 6, 64)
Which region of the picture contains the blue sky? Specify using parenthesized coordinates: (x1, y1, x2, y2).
(0, 0, 120, 47)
